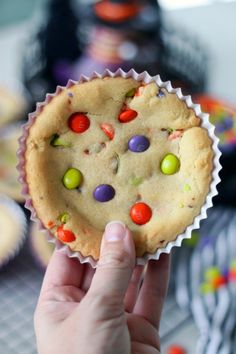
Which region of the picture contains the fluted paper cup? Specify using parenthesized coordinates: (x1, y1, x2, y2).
(17, 69, 221, 268)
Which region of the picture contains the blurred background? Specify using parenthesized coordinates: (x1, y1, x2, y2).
(0, 1, 236, 353)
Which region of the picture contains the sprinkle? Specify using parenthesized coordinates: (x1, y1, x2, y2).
(68, 92, 73, 97)
(59, 212, 70, 224)
(179, 202, 184, 208)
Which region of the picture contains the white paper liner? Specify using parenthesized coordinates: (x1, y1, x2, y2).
(17, 68, 221, 268)
(0, 195, 27, 268)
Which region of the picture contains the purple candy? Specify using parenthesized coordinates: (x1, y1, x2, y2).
(93, 184, 115, 202)
(128, 135, 150, 153)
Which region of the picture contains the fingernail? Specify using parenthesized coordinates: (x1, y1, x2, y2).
(105, 221, 126, 242)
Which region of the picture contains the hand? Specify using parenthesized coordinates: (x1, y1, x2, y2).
(34, 221, 170, 354)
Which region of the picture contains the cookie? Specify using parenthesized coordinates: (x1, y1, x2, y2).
(0, 124, 24, 202)
(0, 196, 26, 268)
(20, 72, 216, 261)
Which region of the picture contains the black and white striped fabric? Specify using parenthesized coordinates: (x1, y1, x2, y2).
(175, 207, 236, 354)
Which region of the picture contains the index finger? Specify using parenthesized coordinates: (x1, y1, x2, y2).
(133, 254, 170, 328)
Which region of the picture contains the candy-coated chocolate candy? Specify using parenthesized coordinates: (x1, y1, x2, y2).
(128, 135, 150, 153)
(126, 88, 136, 97)
(167, 345, 186, 354)
(63, 168, 83, 189)
(160, 154, 180, 175)
(119, 109, 138, 123)
(93, 184, 115, 202)
(100, 123, 115, 140)
(59, 212, 70, 224)
(230, 259, 236, 270)
(200, 282, 215, 294)
(212, 275, 227, 289)
(204, 266, 221, 282)
(68, 113, 90, 133)
(50, 134, 71, 147)
(229, 270, 236, 281)
(130, 202, 152, 225)
(57, 226, 76, 243)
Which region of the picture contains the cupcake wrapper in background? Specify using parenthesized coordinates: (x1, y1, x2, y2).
(17, 68, 222, 268)
(0, 195, 27, 268)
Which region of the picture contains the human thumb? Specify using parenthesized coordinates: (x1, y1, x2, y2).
(88, 221, 135, 300)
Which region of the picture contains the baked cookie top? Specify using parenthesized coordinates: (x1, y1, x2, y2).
(25, 77, 214, 260)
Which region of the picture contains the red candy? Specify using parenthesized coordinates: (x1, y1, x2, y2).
(212, 275, 227, 289)
(57, 226, 76, 243)
(119, 109, 138, 123)
(229, 270, 236, 281)
(130, 202, 152, 225)
(68, 113, 90, 133)
(100, 123, 115, 140)
(167, 345, 186, 354)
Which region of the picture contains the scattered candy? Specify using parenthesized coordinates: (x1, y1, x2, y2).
(183, 184, 191, 192)
(63, 168, 83, 190)
(100, 123, 115, 140)
(59, 212, 70, 224)
(229, 270, 236, 281)
(129, 175, 143, 186)
(57, 225, 76, 243)
(128, 135, 150, 153)
(200, 282, 215, 294)
(68, 113, 90, 133)
(205, 266, 221, 282)
(212, 275, 227, 289)
(160, 153, 180, 175)
(167, 344, 186, 354)
(93, 184, 115, 202)
(126, 88, 136, 97)
(50, 134, 71, 147)
(119, 109, 138, 123)
(130, 202, 152, 225)
(230, 259, 236, 270)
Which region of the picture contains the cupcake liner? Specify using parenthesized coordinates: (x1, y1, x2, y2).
(17, 68, 221, 268)
(0, 195, 27, 268)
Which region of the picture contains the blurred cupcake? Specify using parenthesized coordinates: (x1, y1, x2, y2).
(0, 196, 27, 268)
(29, 222, 54, 270)
(0, 123, 24, 202)
(0, 87, 26, 128)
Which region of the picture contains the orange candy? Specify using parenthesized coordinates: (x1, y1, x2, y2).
(57, 226, 76, 243)
(119, 109, 138, 123)
(100, 123, 115, 140)
(68, 113, 90, 133)
(167, 345, 186, 354)
(130, 202, 152, 225)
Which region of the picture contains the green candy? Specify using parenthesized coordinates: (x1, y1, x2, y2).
(50, 134, 71, 147)
(183, 183, 191, 192)
(204, 266, 220, 282)
(59, 212, 70, 224)
(230, 259, 236, 270)
(63, 168, 83, 189)
(126, 88, 136, 97)
(160, 153, 180, 175)
(200, 282, 215, 294)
